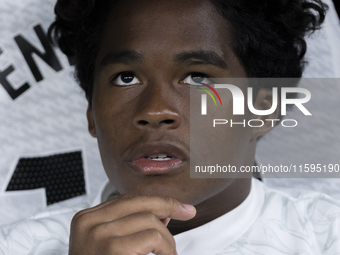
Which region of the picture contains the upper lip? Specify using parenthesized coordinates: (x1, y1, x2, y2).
(125, 141, 188, 163)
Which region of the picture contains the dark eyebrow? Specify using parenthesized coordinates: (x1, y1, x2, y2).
(99, 50, 144, 67)
(174, 50, 228, 70)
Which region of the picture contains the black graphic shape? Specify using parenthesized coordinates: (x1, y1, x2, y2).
(14, 24, 62, 82)
(0, 65, 30, 100)
(333, 0, 340, 19)
(6, 151, 86, 205)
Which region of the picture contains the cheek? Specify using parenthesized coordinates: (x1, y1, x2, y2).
(94, 106, 127, 145)
(91, 87, 136, 171)
(92, 82, 135, 141)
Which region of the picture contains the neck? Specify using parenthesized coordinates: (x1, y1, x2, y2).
(167, 178, 252, 236)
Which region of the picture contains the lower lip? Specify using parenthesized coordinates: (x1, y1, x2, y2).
(130, 158, 183, 175)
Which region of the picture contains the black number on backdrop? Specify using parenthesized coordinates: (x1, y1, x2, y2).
(6, 151, 86, 205)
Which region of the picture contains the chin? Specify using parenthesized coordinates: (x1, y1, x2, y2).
(119, 182, 190, 203)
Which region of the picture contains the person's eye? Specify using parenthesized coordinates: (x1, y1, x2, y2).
(111, 72, 142, 86)
(182, 73, 210, 86)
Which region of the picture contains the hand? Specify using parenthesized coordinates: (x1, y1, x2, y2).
(68, 195, 196, 255)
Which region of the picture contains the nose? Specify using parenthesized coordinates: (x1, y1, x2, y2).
(132, 85, 182, 130)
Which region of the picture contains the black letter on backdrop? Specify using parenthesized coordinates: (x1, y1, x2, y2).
(0, 65, 30, 100)
(14, 24, 62, 82)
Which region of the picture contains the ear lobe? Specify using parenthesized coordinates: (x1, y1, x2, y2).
(87, 105, 97, 138)
(250, 88, 279, 139)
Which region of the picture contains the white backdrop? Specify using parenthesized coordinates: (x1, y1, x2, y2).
(257, 0, 340, 199)
(0, 0, 108, 225)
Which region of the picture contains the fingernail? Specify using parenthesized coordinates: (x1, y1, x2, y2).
(182, 204, 195, 212)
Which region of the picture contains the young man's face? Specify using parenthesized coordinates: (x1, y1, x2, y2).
(87, 0, 263, 206)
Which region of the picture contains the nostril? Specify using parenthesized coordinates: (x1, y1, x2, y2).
(138, 120, 148, 125)
(161, 119, 175, 124)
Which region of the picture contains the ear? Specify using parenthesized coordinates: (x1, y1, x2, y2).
(250, 88, 279, 139)
(87, 104, 97, 138)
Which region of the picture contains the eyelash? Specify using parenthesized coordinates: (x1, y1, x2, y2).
(181, 72, 211, 85)
(110, 71, 211, 86)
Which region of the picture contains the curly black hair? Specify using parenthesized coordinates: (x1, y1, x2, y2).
(48, 0, 328, 104)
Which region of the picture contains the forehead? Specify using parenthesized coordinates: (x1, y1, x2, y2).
(96, 0, 233, 62)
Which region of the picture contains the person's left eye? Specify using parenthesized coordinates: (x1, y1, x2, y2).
(182, 73, 210, 86)
(111, 71, 142, 86)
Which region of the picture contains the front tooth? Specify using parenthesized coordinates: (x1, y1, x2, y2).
(148, 154, 168, 158)
(149, 157, 172, 161)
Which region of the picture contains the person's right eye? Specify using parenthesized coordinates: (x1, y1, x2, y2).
(111, 72, 142, 86)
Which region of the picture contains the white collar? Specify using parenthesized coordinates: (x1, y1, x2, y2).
(174, 178, 264, 255)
